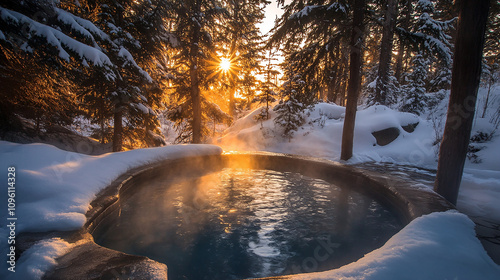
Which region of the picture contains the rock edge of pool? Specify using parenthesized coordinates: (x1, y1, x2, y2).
(37, 152, 454, 280)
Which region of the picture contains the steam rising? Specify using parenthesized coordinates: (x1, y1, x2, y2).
(94, 167, 402, 280)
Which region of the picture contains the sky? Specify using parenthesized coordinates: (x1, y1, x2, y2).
(258, 0, 286, 35)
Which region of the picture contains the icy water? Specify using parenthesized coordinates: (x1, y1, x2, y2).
(94, 168, 403, 280)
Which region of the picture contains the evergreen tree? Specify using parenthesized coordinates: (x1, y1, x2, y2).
(373, 0, 397, 106)
(166, 0, 225, 143)
(0, 0, 111, 132)
(401, 54, 428, 115)
(411, 0, 455, 91)
(254, 49, 279, 120)
(69, 0, 159, 151)
(341, 0, 365, 161)
(274, 64, 309, 141)
(269, 0, 349, 104)
(219, 0, 268, 118)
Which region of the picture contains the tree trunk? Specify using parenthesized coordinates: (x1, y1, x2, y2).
(100, 100, 105, 144)
(375, 0, 397, 104)
(341, 0, 365, 161)
(395, 0, 412, 83)
(191, 63, 202, 144)
(228, 13, 239, 119)
(191, 5, 202, 144)
(434, 0, 490, 205)
(112, 103, 124, 152)
(229, 86, 236, 117)
(327, 80, 337, 104)
(481, 81, 492, 118)
(327, 47, 340, 103)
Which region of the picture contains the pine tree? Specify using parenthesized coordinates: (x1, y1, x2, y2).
(0, 0, 111, 132)
(72, 0, 158, 151)
(219, 0, 268, 118)
(0, 0, 165, 150)
(254, 49, 279, 120)
(401, 54, 428, 115)
(341, 0, 365, 161)
(274, 64, 309, 141)
(412, 0, 455, 91)
(166, 0, 225, 143)
(269, 0, 349, 103)
(373, 0, 397, 106)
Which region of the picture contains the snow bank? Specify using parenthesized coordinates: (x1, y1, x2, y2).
(0, 141, 221, 279)
(4, 238, 73, 280)
(219, 87, 500, 226)
(0, 141, 222, 233)
(219, 103, 436, 166)
(458, 170, 500, 222)
(293, 211, 500, 280)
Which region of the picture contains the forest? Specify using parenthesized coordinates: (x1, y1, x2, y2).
(0, 0, 498, 154)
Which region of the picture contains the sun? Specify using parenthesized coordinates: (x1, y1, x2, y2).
(220, 57, 231, 72)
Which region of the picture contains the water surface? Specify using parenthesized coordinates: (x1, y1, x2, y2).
(94, 168, 403, 279)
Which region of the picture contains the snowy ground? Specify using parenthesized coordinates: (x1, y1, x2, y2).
(1, 87, 499, 279)
(215, 86, 500, 278)
(0, 142, 222, 279)
(0, 141, 498, 279)
(218, 87, 500, 226)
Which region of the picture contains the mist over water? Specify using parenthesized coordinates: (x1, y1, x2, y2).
(94, 168, 403, 280)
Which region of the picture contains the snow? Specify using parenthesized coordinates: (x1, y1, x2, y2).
(55, 8, 108, 46)
(219, 104, 434, 165)
(0, 141, 222, 279)
(1, 84, 499, 278)
(133, 102, 152, 115)
(289, 5, 321, 20)
(117, 47, 153, 82)
(0, 7, 112, 67)
(0, 141, 222, 233)
(218, 86, 500, 274)
(4, 238, 73, 280)
(292, 211, 500, 280)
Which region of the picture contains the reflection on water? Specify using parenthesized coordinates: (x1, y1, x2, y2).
(94, 168, 403, 280)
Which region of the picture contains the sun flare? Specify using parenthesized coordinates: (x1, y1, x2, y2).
(220, 57, 231, 72)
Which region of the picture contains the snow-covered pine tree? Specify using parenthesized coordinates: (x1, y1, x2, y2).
(274, 95, 306, 141)
(0, 0, 164, 150)
(269, 0, 349, 104)
(0, 0, 113, 133)
(255, 81, 278, 122)
(401, 54, 428, 115)
(274, 62, 310, 141)
(412, 0, 455, 92)
(254, 50, 279, 121)
(69, 0, 158, 151)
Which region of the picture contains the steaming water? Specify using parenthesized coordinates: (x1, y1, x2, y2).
(94, 168, 403, 280)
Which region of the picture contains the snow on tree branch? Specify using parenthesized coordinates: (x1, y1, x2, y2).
(0, 7, 112, 67)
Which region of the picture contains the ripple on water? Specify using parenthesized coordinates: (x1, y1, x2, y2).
(94, 168, 403, 280)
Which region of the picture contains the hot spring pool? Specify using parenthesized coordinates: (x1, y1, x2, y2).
(93, 167, 403, 280)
